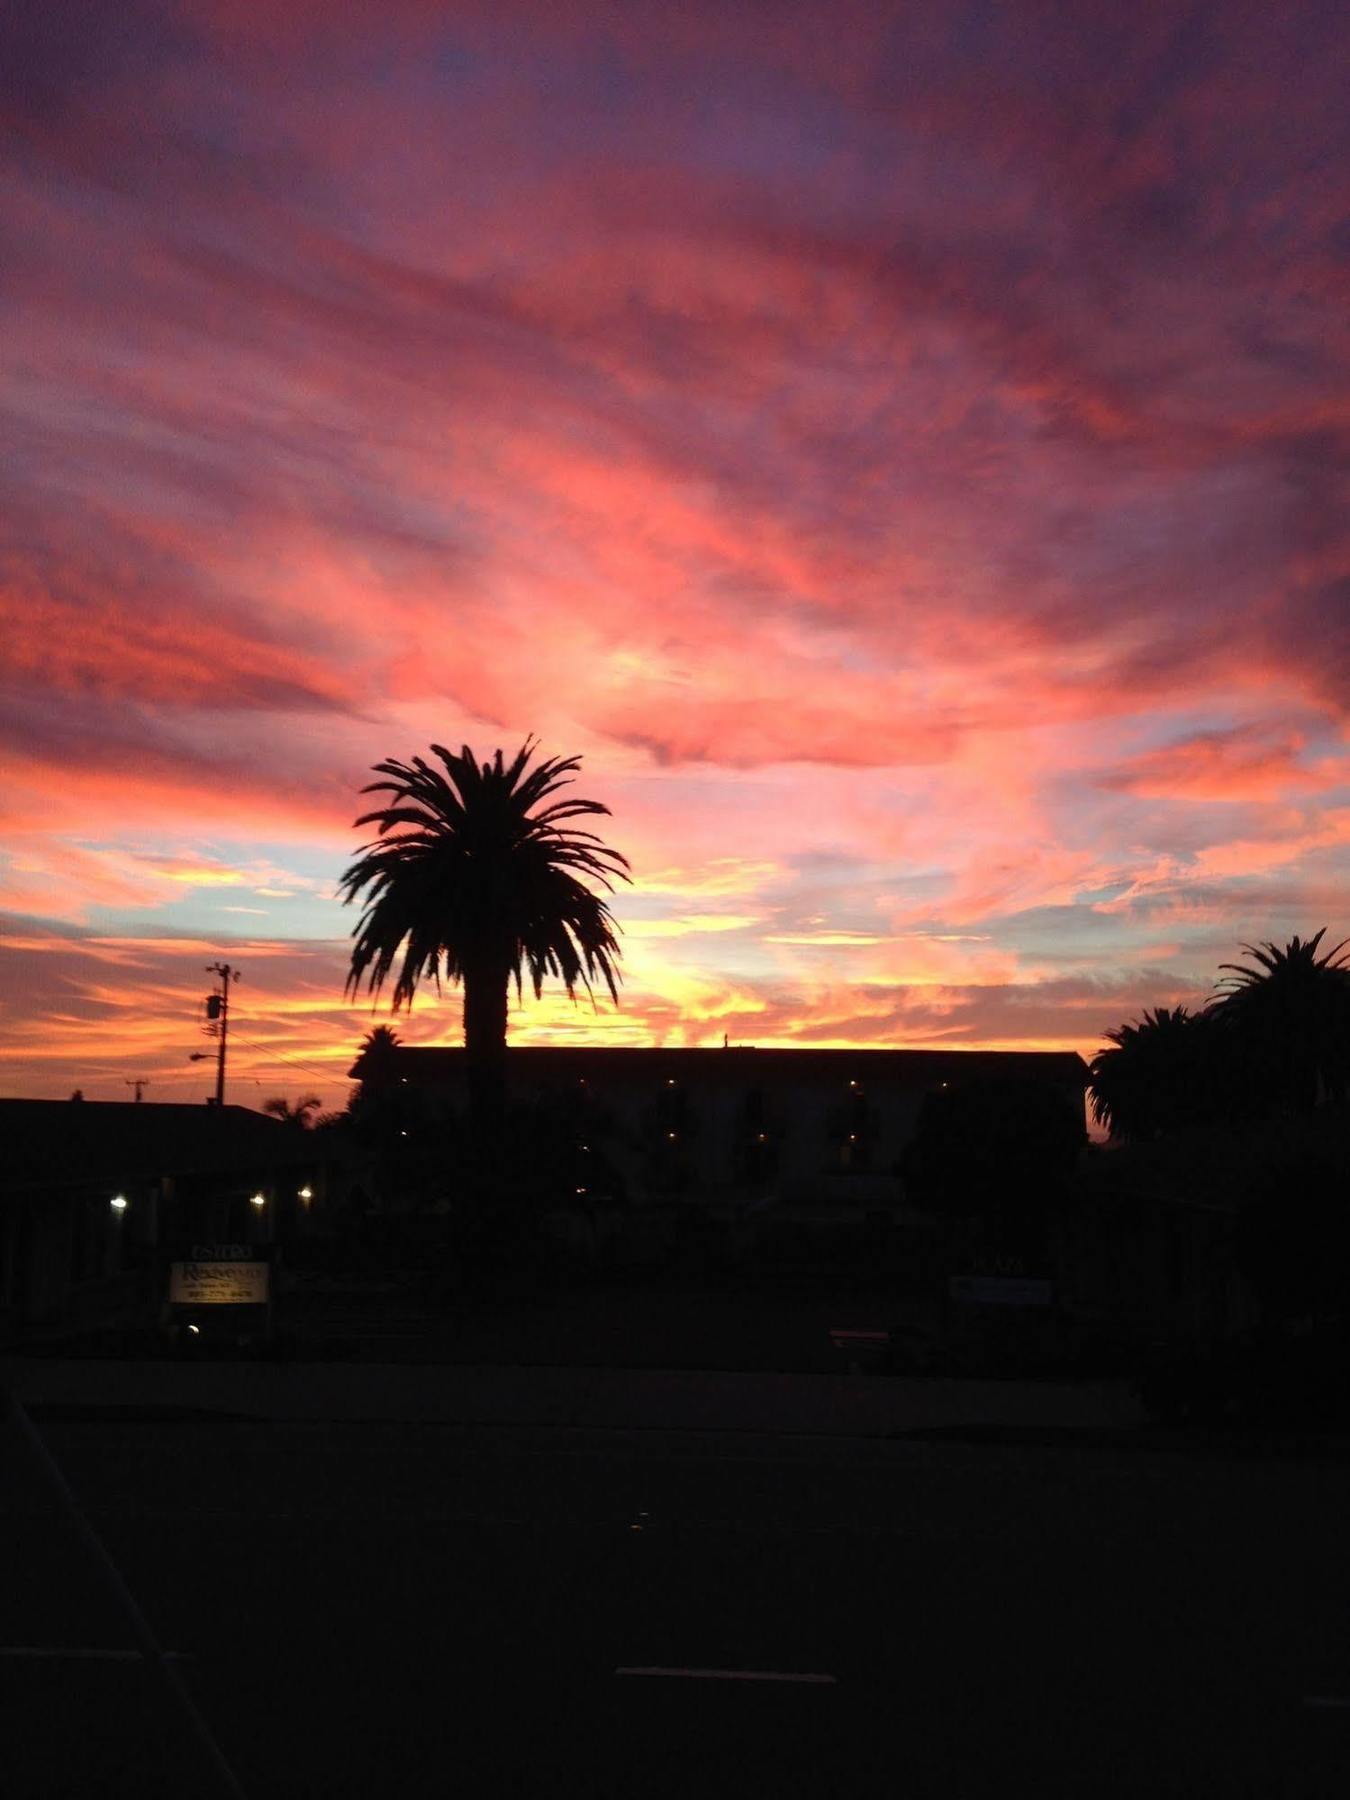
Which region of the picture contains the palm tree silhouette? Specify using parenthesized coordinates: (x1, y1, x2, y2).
(339, 739, 629, 1141)
(1087, 1006, 1213, 1141)
(262, 1094, 323, 1129)
(1213, 929, 1350, 1114)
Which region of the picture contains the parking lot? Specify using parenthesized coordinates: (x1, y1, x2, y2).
(5, 1397, 1350, 1798)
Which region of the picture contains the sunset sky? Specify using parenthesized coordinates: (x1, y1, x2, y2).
(3, 1, 1349, 1109)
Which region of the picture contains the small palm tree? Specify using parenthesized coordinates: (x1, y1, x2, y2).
(339, 739, 629, 1139)
(1213, 929, 1350, 1114)
(262, 1094, 323, 1129)
(1087, 1006, 1214, 1142)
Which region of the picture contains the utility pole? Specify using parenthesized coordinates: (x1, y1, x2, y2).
(204, 964, 241, 1108)
(125, 1078, 150, 1104)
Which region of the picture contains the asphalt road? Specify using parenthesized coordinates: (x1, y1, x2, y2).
(4, 1416, 1350, 1798)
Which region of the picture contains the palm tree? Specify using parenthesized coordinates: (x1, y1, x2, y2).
(339, 739, 629, 1141)
(262, 1094, 323, 1129)
(352, 1024, 403, 1093)
(1087, 1006, 1215, 1142)
(1212, 929, 1350, 1115)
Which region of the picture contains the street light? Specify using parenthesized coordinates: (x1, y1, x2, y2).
(110, 1194, 128, 1213)
(249, 1192, 266, 1210)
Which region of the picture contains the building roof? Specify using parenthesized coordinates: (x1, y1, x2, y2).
(0, 1099, 320, 1196)
(350, 1043, 1088, 1085)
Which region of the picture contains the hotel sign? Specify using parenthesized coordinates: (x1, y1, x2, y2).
(169, 1244, 270, 1305)
(948, 1275, 1053, 1308)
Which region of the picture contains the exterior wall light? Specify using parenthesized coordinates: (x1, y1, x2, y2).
(298, 1185, 313, 1201)
(110, 1194, 128, 1213)
(249, 1192, 266, 1209)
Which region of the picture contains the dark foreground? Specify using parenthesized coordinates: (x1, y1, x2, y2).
(4, 1408, 1350, 1799)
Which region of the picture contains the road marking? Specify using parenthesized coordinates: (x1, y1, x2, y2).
(0, 1646, 191, 1662)
(616, 1667, 836, 1684)
(1303, 1696, 1350, 1709)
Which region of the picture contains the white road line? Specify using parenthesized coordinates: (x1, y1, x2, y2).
(1303, 1695, 1350, 1709)
(615, 1667, 836, 1684)
(0, 1647, 191, 1662)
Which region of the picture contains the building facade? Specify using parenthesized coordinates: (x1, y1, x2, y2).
(352, 1044, 1089, 1207)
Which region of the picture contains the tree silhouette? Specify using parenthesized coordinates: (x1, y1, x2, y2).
(1087, 1006, 1217, 1141)
(262, 1094, 322, 1129)
(339, 740, 628, 1141)
(352, 1024, 403, 1093)
(1212, 929, 1350, 1115)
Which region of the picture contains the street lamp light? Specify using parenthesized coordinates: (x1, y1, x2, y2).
(249, 1192, 266, 1210)
(110, 1194, 128, 1213)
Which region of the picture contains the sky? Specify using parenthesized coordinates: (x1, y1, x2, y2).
(2, 0, 1349, 1110)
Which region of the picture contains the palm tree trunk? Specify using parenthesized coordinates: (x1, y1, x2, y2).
(463, 959, 509, 1158)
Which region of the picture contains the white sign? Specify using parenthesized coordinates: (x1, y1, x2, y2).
(169, 1261, 270, 1305)
(949, 1276, 1053, 1308)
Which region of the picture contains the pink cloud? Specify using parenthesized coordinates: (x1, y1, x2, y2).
(1102, 725, 1334, 803)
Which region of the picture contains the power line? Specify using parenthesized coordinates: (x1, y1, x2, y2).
(232, 1034, 353, 1086)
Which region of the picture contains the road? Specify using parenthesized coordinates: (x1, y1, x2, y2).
(4, 1414, 1350, 1797)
